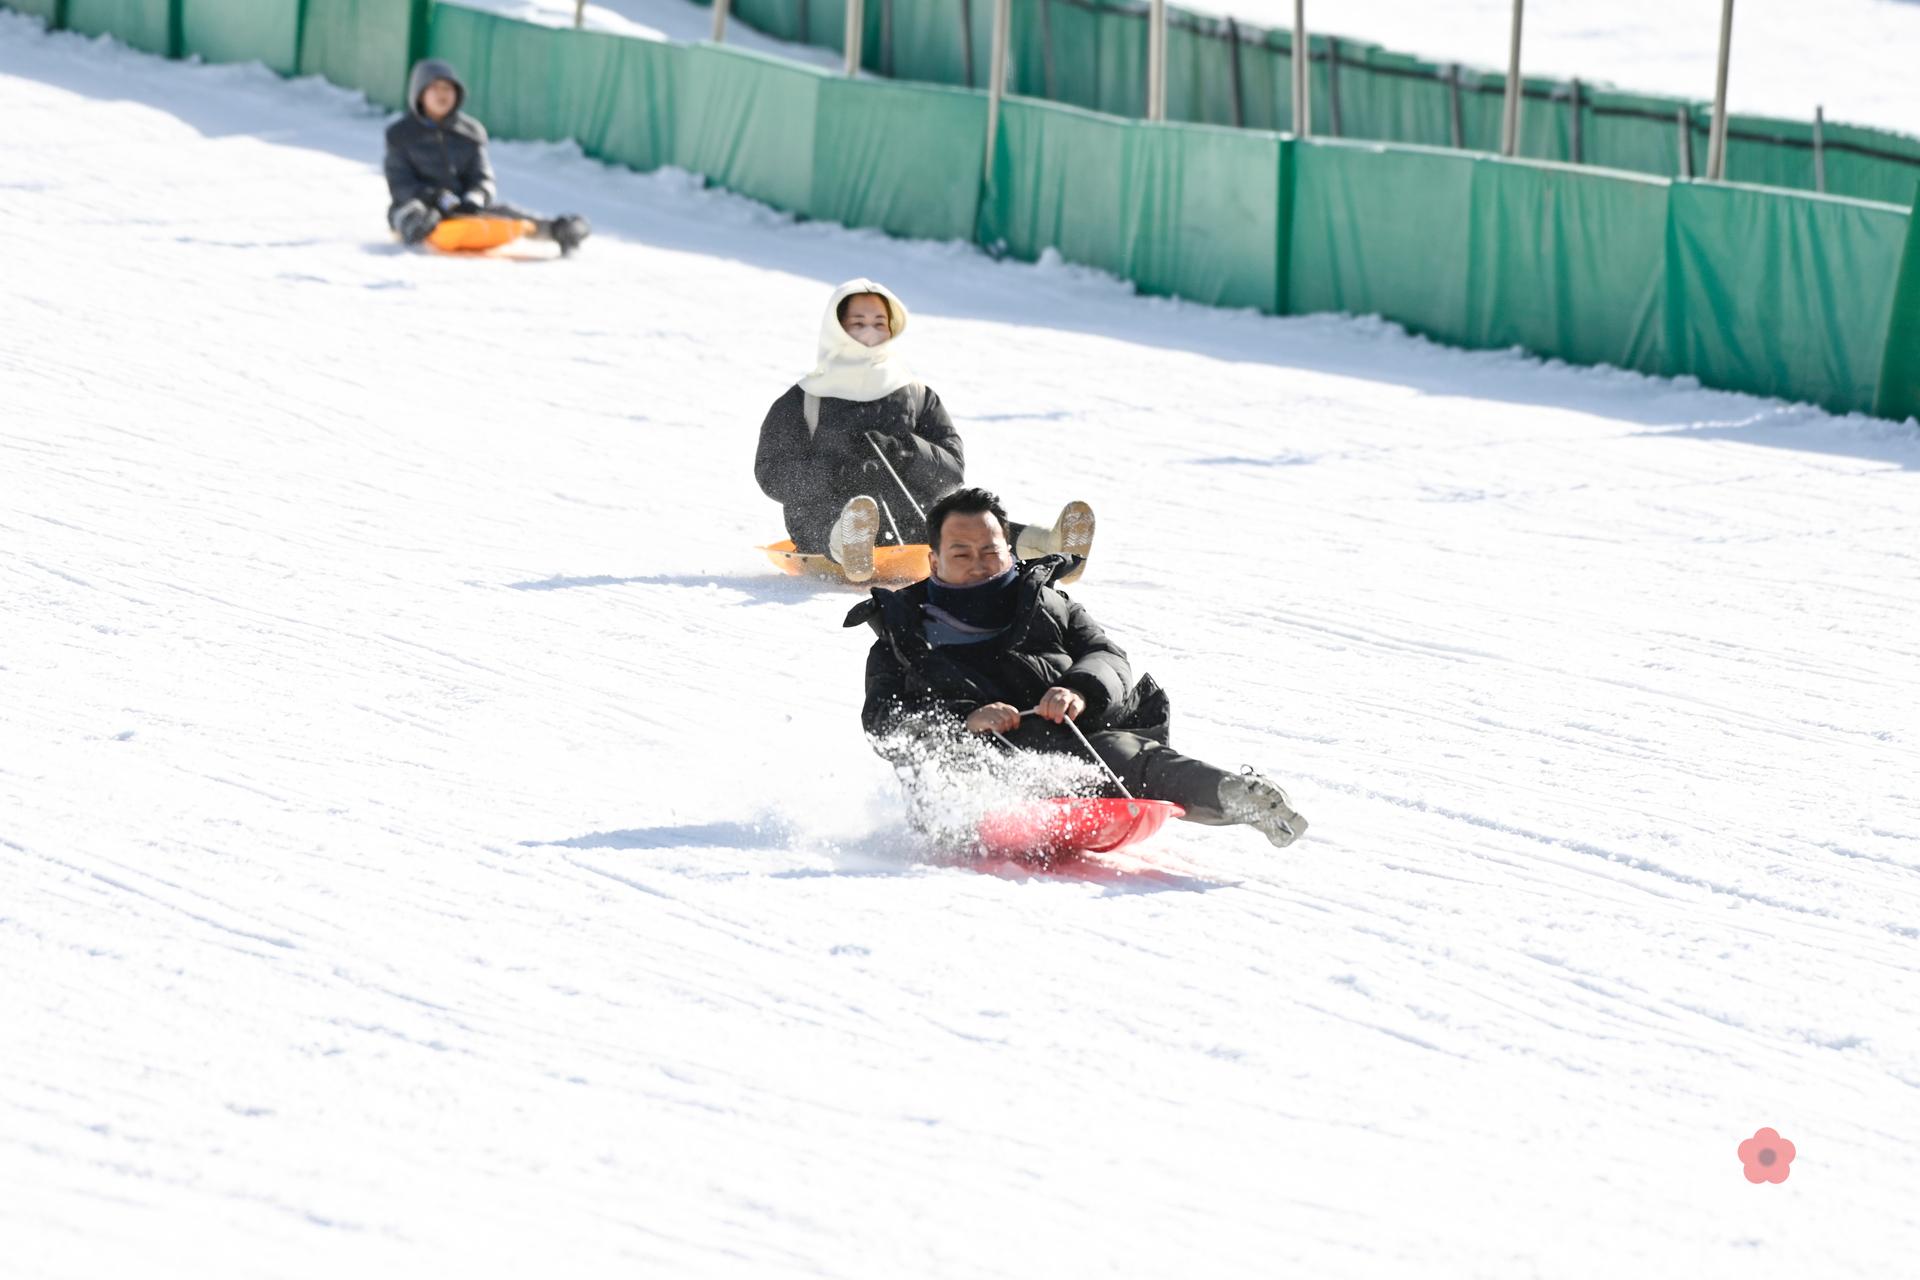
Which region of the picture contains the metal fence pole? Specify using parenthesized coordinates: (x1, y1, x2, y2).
(984, 0, 1010, 177)
(844, 0, 864, 75)
(1569, 77, 1583, 164)
(575, 0, 587, 29)
(1500, 0, 1524, 157)
(1707, 0, 1735, 180)
(1677, 106, 1695, 178)
(1291, 0, 1309, 137)
(960, 0, 976, 87)
(1813, 104, 1827, 193)
(1326, 36, 1342, 136)
(1446, 64, 1463, 148)
(710, 0, 730, 43)
(1225, 17, 1245, 128)
(1039, 0, 1055, 99)
(1147, 0, 1167, 121)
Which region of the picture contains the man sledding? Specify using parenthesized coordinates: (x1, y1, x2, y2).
(384, 58, 590, 256)
(846, 487, 1309, 851)
(755, 279, 1095, 583)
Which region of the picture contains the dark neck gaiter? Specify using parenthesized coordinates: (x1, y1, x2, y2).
(922, 565, 1020, 646)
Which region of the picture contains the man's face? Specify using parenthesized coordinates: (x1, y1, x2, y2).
(840, 294, 892, 348)
(420, 79, 460, 122)
(930, 512, 1014, 585)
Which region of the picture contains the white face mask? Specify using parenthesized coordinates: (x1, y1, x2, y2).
(800, 281, 916, 403)
(842, 316, 890, 348)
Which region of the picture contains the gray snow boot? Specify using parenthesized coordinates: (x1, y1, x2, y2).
(1014, 500, 1096, 583)
(546, 214, 591, 256)
(828, 495, 881, 583)
(1217, 767, 1308, 848)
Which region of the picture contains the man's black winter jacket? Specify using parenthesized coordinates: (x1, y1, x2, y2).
(845, 556, 1168, 746)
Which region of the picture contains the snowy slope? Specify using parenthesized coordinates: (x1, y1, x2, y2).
(471, 0, 1920, 134)
(4, 14, 1920, 1279)
(449, 0, 846, 69)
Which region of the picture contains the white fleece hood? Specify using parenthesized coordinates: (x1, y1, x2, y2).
(797, 279, 916, 403)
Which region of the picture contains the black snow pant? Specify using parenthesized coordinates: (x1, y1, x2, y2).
(997, 719, 1233, 824)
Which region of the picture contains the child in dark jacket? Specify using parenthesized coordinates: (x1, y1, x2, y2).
(384, 58, 591, 255)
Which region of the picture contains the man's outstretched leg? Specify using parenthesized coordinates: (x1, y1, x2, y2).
(1087, 731, 1308, 848)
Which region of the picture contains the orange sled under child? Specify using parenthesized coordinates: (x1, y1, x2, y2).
(759, 539, 931, 584)
(426, 215, 538, 253)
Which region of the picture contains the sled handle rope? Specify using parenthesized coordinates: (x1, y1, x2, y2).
(991, 708, 1135, 800)
(864, 432, 928, 523)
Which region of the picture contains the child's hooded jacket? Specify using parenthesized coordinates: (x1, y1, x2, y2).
(383, 59, 496, 213)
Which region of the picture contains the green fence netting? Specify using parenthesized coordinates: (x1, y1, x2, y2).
(426, 3, 675, 171)
(1287, 141, 1478, 347)
(298, 0, 427, 111)
(701, 0, 1920, 207)
(981, 98, 1283, 312)
(64, 0, 170, 54)
(674, 43, 823, 216)
(1874, 184, 1920, 421)
(1463, 159, 1670, 374)
(812, 77, 986, 242)
(179, 0, 299, 76)
(1668, 182, 1905, 414)
(6, 0, 62, 22)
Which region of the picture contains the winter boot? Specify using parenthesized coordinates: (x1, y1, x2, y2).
(1013, 500, 1096, 582)
(828, 495, 881, 583)
(546, 214, 591, 257)
(1217, 767, 1307, 848)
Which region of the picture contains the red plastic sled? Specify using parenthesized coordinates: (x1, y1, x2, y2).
(977, 797, 1184, 859)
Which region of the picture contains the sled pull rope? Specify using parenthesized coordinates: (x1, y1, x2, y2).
(991, 708, 1134, 800)
(864, 432, 928, 523)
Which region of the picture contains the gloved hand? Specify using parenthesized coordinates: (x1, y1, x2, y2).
(864, 429, 917, 464)
(434, 189, 462, 214)
(395, 201, 442, 246)
(457, 190, 489, 215)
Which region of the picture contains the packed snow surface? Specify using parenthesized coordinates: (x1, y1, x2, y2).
(4, 13, 1920, 1279)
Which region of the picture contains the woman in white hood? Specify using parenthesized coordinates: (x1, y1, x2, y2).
(754, 279, 1093, 583)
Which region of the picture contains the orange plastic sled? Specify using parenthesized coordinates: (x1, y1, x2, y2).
(760, 539, 931, 583)
(427, 215, 537, 253)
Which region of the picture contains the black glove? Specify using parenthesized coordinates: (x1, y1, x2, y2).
(396, 202, 442, 246)
(865, 429, 916, 464)
(457, 190, 488, 215)
(433, 188, 462, 215)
